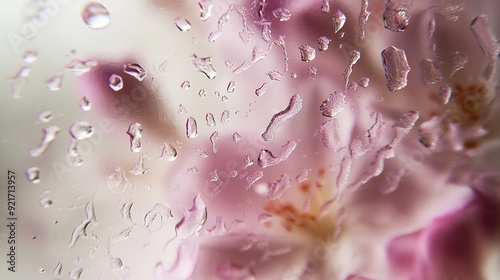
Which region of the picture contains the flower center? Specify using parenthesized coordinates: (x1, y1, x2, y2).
(262, 168, 340, 242)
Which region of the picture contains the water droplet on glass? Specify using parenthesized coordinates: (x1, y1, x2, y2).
(262, 94, 303, 141)
(257, 140, 297, 168)
(127, 122, 143, 152)
(174, 195, 207, 239)
(299, 45, 316, 62)
(178, 104, 187, 115)
(130, 152, 149, 175)
(246, 171, 264, 190)
(320, 91, 346, 117)
(23, 50, 38, 63)
(205, 113, 216, 127)
(358, 0, 371, 40)
(450, 51, 468, 76)
(419, 58, 443, 86)
(220, 110, 230, 124)
(69, 268, 83, 280)
(38, 111, 54, 123)
(45, 73, 64, 91)
(317, 36, 331, 51)
(208, 169, 219, 182)
(272, 8, 291, 21)
(291, 72, 297, 79)
(199, 89, 207, 97)
(82, 2, 111, 30)
(111, 257, 123, 271)
(70, 121, 94, 140)
(358, 77, 370, 88)
(30, 125, 60, 157)
(186, 117, 198, 138)
(192, 54, 217, 79)
(109, 74, 123, 91)
(39, 197, 53, 208)
(268, 174, 292, 200)
(207, 131, 218, 153)
(267, 70, 284, 81)
(11, 67, 30, 98)
(26, 167, 41, 184)
(470, 15, 500, 80)
(232, 132, 241, 142)
(255, 82, 271, 97)
(242, 154, 254, 169)
(108, 166, 132, 193)
(199, 151, 209, 158)
(308, 67, 318, 76)
(79, 96, 91, 111)
(175, 17, 192, 32)
(123, 63, 147, 81)
(227, 80, 236, 93)
(39, 268, 45, 273)
(53, 262, 62, 277)
(383, 7, 410, 32)
(199, 0, 213, 21)
(438, 85, 452, 105)
(159, 142, 177, 161)
(66, 59, 97, 76)
(381, 46, 411, 92)
(332, 10, 346, 33)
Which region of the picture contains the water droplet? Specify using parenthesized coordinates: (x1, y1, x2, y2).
(299, 45, 316, 62)
(220, 110, 230, 124)
(438, 85, 452, 105)
(70, 121, 94, 140)
(199, 89, 207, 97)
(210, 131, 219, 153)
(246, 171, 264, 190)
(229, 170, 238, 178)
(332, 10, 346, 33)
(232, 132, 241, 142)
(205, 113, 216, 127)
(108, 74, 123, 91)
(45, 73, 64, 91)
(257, 140, 297, 168)
(358, 77, 370, 88)
(111, 257, 123, 271)
(159, 142, 177, 161)
(272, 8, 291, 21)
(320, 91, 346, 117)
(38, 111, 54, 123)
(262, 94, 303, 141)
(268, 174, 291, 200)
(130, 152, 149, 175)
(53, 262, 62, 277)
(123, 63, 147, 81)
(383, 3, 410, 32)
(69, 267, 83, 280)
(381, 46, 411, 92)
(174, 195, 207, 238)
(470, 14, 500, 80)
(108, 166, 132, 193)
(127, 122, 143, 152)
(267, 70, 284, 81)
(199, 0, 213, 21)
(175, 17, 192, 32)
(26, 167, 41, 184)
(321, 0, 330, 13)
(30, 125, 60, 157)
(39, 268, 45, 273)
(66, 59, 97, 76)
(144, 203, 172, 231)
(243, 154, 254, 169)
(419, 58, 443, 86)
(39, 197, 53, 208)
(192, 54, 217, 79)
(358, 0, 371, 40)
(186, 117, 198, 138)
(343, 50, 361, 93)
(82, 2, 111, 30)
(178, 104, 187, 115)
(255, 82, 271, 97)
(79, 96, 91, 111)
(317, 36, 331, 51)
(450, 51, 468, 76)
(308, 67, 318, 76)
(23, 50, 38, 63)
(291, 72, 297, 79)
(227, 81, 236, 93)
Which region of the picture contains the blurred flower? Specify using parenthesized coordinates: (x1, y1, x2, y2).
(155, 1, 500, 279)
